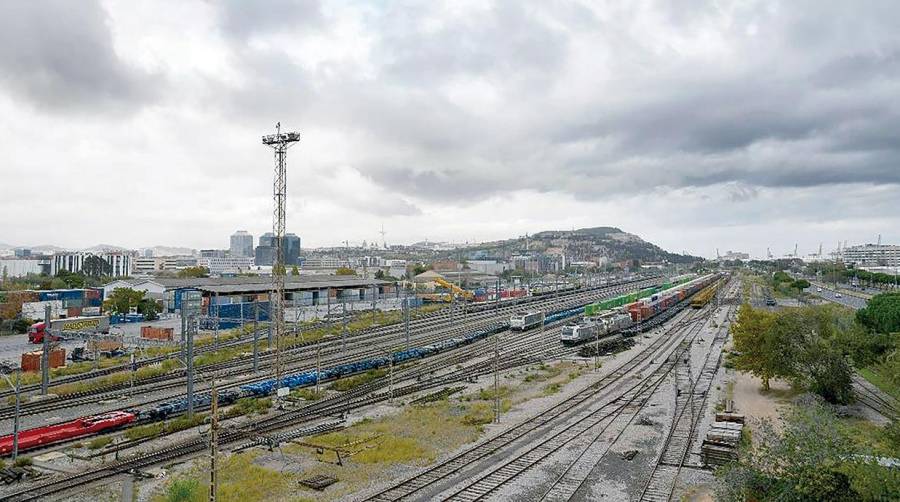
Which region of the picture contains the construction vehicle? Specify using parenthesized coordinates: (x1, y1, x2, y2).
(434, 277, 474, 300)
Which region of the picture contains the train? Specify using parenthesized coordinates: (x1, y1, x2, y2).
(560, 274, 720, 346)
(510, 310, 545, 331)
(561, 310, 634, 345)
(690, 281, 720, 308)
(0, 411, 136, 456)
(1, 280, 684, 456)
(530, 283, 579, 296)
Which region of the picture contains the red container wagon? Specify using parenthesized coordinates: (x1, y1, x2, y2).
(0, 411, 136, 456)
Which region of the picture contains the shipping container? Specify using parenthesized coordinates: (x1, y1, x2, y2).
(140, 326, 174, 341)
(21, 348, 66, 372)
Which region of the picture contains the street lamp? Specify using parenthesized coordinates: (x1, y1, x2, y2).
(1, 366, 21, 460)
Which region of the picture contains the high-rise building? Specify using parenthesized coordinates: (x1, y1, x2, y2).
(284, 233, 301, 265)
(255, 232, 301, 266)
(230, 230, 254, 257)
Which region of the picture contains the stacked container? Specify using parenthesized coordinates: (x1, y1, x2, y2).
(141, 326, 174, 341)
(21, 348, 66, 372)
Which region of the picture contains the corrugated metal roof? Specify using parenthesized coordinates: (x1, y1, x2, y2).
(194, 275, 389, 294)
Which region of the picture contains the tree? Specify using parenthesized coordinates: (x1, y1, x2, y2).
(81, 255, 112, 278)
(177, 266, 209, 278)
(103, 288, 147, 315)
(374, 269, 385, 279)
(856, 292, 900, 335)
(291, 265, 300, 276)
(790, 278, 811, 293)
(731, 304, 795, 390)
(335, 267, 357, 276)
(54, 270, 85, 288)
(138, 299, 159, 321)
(716, 396, 900, 502)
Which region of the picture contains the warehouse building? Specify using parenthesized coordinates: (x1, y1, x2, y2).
(103, 275, 392, 314)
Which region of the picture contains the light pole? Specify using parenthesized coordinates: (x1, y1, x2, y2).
(1, 368, 21, 460)
(374, 345, 396, 404)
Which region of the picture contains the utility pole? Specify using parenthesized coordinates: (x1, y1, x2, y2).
(1, 369, 21, 459)
(493, 331, 501, 423)
(262, 123, 301, 393)
(315, 339, 321, 395)
(342, 299, 347, 353)
(372, 284, 377, 325)
(208, 363, 219, 502)
(403, 285, 410, 349)
(186, 314, 195, 418)
(252, 301, 259, 373)
(41, 305, 50, 395)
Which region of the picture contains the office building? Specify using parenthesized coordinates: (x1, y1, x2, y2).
(230, 230, 254, 258)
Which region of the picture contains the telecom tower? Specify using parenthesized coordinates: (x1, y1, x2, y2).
(262, 123, 301, 390)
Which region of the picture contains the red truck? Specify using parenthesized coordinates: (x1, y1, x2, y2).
(28, 316, 111, 344)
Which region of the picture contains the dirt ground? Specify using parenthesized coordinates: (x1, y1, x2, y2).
(731, 371, 798, 440)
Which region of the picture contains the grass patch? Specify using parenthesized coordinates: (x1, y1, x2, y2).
(225, 397, 272, 418)
(542, 382, 562, 396)
(14, 457, 32, 467)
(859, 366, 900, 403)
(291, 388, 325, 401)
(125, 414, 207, 441)
(836, 417, 899, 457)
(330, 369, 387, 392)
(475, 385, 513, 401)
(87, 436, 112, 450)
(155, 452, 304, 502)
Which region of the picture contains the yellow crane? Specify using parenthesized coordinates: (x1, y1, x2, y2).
(435, 277, 474, 300)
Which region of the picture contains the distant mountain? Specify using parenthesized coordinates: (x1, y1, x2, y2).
(456, 226, 702, 265)
(145, 246, 196, 257)
(82, 244, 129, 253)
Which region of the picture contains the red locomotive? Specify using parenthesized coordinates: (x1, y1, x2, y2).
(0, 411, 136, 456)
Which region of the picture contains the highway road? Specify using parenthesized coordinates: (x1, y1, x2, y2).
(805, 285, 868, 310)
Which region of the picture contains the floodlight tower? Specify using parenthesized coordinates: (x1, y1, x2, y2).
(262, 123, 301, 391)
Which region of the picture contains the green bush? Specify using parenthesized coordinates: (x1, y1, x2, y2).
(87, 436, 112, 450)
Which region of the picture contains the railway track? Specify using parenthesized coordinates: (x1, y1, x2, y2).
(1, 278, 652, 403)
(364, 304, 716, 501)
(638, 302, 735, 502)
(0, 279, 658, 426)
(851, 375, 899, 421)
(0, 285, 655, 500)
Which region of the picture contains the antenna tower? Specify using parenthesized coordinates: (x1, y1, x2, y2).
(380, 224, 387, 249)
(262, 123, 301, 391)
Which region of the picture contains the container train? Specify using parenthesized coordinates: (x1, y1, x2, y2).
(560, 274, 719, 345)
(1, 281, 679, 457)
(561, 310, 634, 345)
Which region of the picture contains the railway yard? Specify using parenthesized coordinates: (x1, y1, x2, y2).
(1, 271, 897, 502)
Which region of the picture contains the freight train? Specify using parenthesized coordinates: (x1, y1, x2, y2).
(0, 411, 136, 456)
(561, 310, 634, 345)
(510, 310, 545, 331)
(560, 274, 719, 346)
(1, 281, 677, 456)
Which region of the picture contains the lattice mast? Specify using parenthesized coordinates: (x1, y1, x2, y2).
(262, 123, 301, 390)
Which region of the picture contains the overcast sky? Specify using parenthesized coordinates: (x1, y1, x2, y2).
(1, 0, 898, 258)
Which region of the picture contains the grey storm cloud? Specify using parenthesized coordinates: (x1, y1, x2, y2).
(218, 0, 323, 40)
(204, 0, 900, 205)
(2, 0, 900, 251)
(0, 0, 159, 113)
